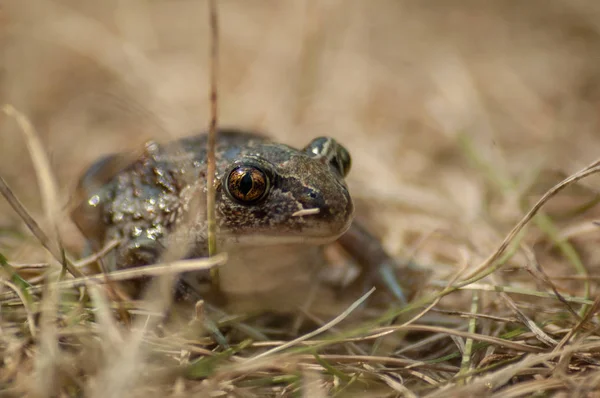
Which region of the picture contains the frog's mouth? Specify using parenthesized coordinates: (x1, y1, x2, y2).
(220, 231, 348, 247)
(219, 212, 354, 247)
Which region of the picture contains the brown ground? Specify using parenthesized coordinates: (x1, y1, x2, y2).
(2, 1, 600, 396)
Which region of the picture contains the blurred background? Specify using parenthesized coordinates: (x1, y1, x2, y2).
(2, 0, 600, 294)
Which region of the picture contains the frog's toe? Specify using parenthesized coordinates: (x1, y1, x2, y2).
(119, 237, 163, 268)
(377, 261, 408, 305)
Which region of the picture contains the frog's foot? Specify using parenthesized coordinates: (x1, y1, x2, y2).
(372, 258, 433, 306)
(374, 260, 407, 305)
(337, 221, 430, 306)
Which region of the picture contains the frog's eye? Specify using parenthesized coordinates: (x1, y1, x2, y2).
(225, 165, 270, 204)
(333, 145, 351, 177)
(303, 137, 352, 177)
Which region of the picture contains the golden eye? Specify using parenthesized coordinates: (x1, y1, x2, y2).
(226, 166, 269, 204)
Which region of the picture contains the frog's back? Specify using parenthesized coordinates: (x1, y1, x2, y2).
(177, 129, 266, 150)
(71, 129, 272, 261)
(168, 129, 269, 165)
(75, 129, 266, 193)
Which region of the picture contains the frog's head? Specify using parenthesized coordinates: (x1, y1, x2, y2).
(215, 136, 354, 246)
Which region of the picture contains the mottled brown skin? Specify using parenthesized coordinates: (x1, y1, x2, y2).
(72, 130, 367, 311)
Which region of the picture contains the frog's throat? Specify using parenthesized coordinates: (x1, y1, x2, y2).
(218, 232, 345, 247)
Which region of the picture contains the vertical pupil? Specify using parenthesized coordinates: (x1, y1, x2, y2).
(239, 172, 254, 195)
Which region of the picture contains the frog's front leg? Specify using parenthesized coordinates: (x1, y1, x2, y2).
(115, 235, 215, 300)
(108, 234, 229, 346)
(114, 236, 164, 270)
(338, 221, 418, 305)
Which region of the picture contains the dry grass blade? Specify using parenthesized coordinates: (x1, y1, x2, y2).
(88, 256, 207, 396)
(89, 321, 146, 397)
(553, 295, 600, 374)
(74, 239, 120, 268)
(531, 214, 592, 328)
(545, 274, 600, 281)
(2, 105, 59, 232)
(493, 264, 560, 348)
(368, 248, 470, 357)
(0, 255, 227, 310)
(439, 281, 594, 305)
(301, 370, 327, 398)
(430, 308, 517, 323)
(492, 378, 566, 398)
(0, 176, 83, 277)
(295, 354, 458, 373)
(571, 369, 600, 397)
(376, 371, 418, 397)
(247, 320, 542, 355)
(559, 294, 600, 351)
(368, 325, 544, 354)
(1, 106, 83, 278)
(88, 284, 124, 347)
(400, 247, 471, 329)
(245, 288, 375, 363)
(457, 291, 479, 383)
(462, 159, 600, 283)
(2, 104, 80, 395)
(32, 280, 60, 397)
(522, 244, 581, 321)
(0, 279, 36, 338)
(21, 253, 227, 295)
(429, 341, 600, 397)
(206, 0, 219, 291)
(499, 291, 558, 347)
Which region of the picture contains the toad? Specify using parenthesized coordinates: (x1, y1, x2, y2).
(71, 130, 409, 312)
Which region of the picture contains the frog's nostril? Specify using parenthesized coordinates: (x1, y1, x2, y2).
(298, 188, 320, 207)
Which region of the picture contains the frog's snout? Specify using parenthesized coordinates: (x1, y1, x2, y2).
(322, 196, 354, 237)
(294, 182, 354, 237)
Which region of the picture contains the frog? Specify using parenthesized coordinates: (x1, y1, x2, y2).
(71, 129, 410, 313)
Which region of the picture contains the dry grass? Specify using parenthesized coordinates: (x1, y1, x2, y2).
(3, 0, 600, 396)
